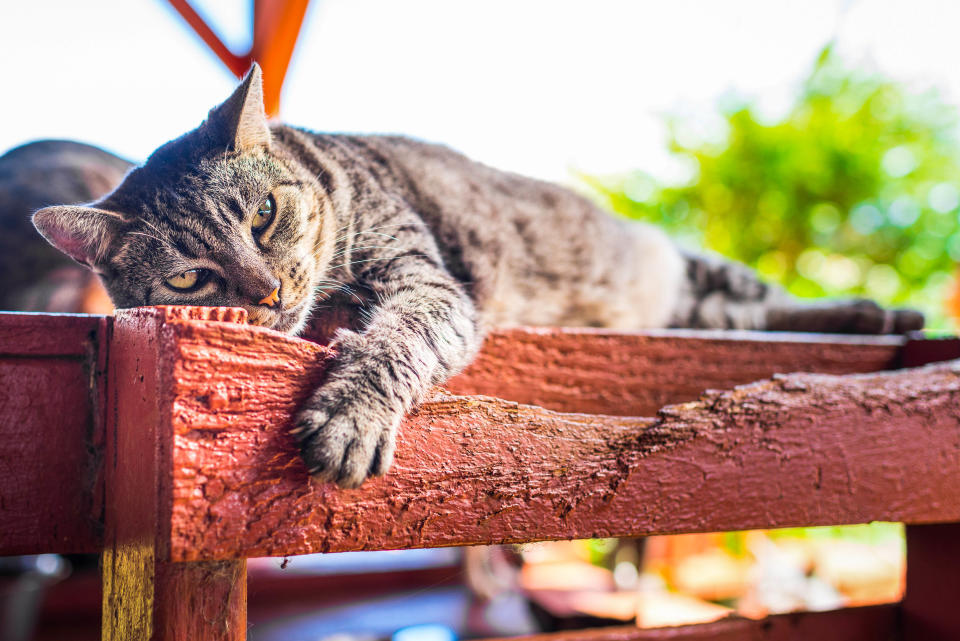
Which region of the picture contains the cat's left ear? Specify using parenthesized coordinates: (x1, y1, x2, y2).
(32, 205, 123, 269)
(206, 63, 272, 152)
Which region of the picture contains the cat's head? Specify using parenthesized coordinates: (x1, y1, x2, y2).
(33, 65, 325, 334)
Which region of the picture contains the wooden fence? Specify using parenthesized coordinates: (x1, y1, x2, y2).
(1, 306, 959, 640)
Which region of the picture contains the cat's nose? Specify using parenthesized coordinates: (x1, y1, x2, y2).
(249, 276, 282, 308)
(258, 286, 281, 308)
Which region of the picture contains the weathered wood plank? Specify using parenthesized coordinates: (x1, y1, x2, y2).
(299, 313, 912, 416)
(0, 311, 107, 357)
(476, 605, 897, 641)
(147, 310, 960, 561)
(102, 307, 246, 641)
(902, 523, 960, 641)
(2, 307, 956, 563)
(0, 312, 107, 555)
(900, 334, 960, 369)
(429, 328, 906, 416)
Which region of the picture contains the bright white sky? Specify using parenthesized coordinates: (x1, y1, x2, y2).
(3, 0, 960, 184)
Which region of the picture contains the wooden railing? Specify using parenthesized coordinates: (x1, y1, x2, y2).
(2, 306, 959, 640)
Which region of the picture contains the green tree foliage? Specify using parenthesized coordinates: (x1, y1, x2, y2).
(586, 47, 960, 327)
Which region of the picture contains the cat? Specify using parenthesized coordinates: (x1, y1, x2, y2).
(0, 140, 131, 312)
(32, 65, 923, 487)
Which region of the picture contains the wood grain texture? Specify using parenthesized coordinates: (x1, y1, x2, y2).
(445, 328, 905, 416)
(902, 523, 960, 641)
(152, 313, 960, 561)
(476, 605, 897, 641)
(0, 312, 107, 555)
(103, 307, 246, 641)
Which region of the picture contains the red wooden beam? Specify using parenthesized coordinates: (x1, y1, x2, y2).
(902, 523, 960, 641)
(444, 327, 905, 416)
(101, 306, 247, 641)
(4, 307, 960, 638)
(0, 312, 108, 555)
(477, 604, 897, 641)
(95, 307, 957, 561)
(0, 309, 955, 558)
(2, 308, 957, 559)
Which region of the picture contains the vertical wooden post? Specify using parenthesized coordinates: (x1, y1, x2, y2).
(902, 523, 960, 641)
(102, 308, 246, 641)
(899, 339, 960, 640)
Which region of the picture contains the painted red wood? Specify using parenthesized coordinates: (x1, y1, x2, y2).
(423, 328, 904, 416)
(902, 523, 960, 641)
(900, 333, 960, 368)
(4, 306, 960, 641)
(135, 309, 960, 561)
(0, 311, 107, 356)
(299, 318, 908, 417)
(102, 307, 246, 641)
(477, 605, 897, 641)
(0, 312, 108, 555)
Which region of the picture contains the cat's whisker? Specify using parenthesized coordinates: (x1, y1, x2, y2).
(128, 231, 171, 247)
(139, 219, 166, 237)
(334, 229, 403, 244)
(327, 254, 428, 271)
(332, 221, 427, 245)
(328, 245, 400, 260)
(338, 285, 364, 304)
(314, 278, 366, 305)
(355, 231, 400, 241)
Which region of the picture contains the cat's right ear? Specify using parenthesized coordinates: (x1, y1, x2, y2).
(32, 206, 122, 268)
(205, 63, 272, 152)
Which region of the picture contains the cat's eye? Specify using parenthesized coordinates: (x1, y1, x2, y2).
(165, 268, 210, 292)
(252, 195, 275, 232)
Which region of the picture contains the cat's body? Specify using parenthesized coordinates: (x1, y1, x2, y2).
(272, 128, 686, 331)
(32, 66, 922, 487)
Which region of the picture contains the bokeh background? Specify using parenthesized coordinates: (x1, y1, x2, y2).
(2, 0, 956, 638)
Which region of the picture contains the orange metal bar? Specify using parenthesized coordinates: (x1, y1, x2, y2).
(253, 0, 311, 117)
(165, 0, 309, 117)
(166, 0, 251, 77)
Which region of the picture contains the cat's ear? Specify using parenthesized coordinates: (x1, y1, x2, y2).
(32, 206, 122, 268)
(206, 63, 272, 152)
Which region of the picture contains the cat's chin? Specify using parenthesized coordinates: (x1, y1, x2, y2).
(271, 314, 305, 335)
(243, 299, 310, 335)
(272, 302, 312, 336)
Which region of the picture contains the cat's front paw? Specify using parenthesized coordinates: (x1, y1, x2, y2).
(291, 333, 405, 488)
(293, 389, 401, 488)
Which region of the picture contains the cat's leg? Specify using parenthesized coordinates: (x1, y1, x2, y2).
(292, 225, 482, 488)
(670, 251, 924, 333)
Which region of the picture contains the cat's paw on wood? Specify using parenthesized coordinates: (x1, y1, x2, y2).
(291, 331, 406, 488)
(294, 412, 398, 489)
(292, 385, 401, 488)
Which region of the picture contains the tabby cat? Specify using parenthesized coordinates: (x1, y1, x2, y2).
(32, 65, 923, 487)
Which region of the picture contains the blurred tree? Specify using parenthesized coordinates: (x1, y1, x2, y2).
(585, 46, 960, 328)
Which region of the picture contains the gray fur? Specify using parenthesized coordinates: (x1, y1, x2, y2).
(31, 66, 923, 487)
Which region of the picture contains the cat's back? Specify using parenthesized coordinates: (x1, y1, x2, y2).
(290, 130, 669, 327)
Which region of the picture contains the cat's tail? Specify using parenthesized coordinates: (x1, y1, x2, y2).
(670, 250, 923, 334)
